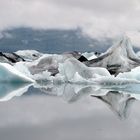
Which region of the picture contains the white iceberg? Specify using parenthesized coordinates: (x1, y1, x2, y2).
(58, 57, 110, 83)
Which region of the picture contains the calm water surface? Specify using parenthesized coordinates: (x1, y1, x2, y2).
(0, 83, 140, 140)
(1, 28, 140, 140)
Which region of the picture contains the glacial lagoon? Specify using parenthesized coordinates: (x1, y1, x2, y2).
(1, 35, 140, 140)
(0, 83, 140, 140)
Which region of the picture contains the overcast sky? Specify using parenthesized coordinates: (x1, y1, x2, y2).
(0, 0, 140, 45)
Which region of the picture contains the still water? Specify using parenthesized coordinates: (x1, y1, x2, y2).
(0, 83, 140, 140)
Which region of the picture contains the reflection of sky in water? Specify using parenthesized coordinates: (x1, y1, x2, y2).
(0, 83, 140, 140)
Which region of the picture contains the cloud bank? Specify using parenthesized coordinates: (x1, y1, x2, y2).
(0, 0, 140, 45)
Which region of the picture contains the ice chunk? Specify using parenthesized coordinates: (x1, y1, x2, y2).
(82, 52, 97, 60)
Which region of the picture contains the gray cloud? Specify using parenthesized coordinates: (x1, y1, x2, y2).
(49, 0, 137, 14)
(0, 0, 140, 45)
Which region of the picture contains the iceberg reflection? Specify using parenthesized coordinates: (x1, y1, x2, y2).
(34, 83, 140, 119)
(91, 91, 135, 119)
(1, 82, 140, 119)
(0, 83, 32, 102)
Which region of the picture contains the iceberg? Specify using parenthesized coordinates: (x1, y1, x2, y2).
(13, 53, 140, 86)
(0, 36, 140, 86)
(0, 63, 34, 83)
(14, 52, 85, 79)
(58, 57, 110, 82)
(85, 36, 140, 75)
(57, 58, 140, 86)
(25, 52, 88, 76)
